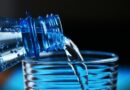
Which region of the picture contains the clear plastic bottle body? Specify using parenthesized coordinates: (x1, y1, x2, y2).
(0, 17, 24, 71)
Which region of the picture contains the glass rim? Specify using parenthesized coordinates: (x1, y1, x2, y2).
(22, 50, 119, 64)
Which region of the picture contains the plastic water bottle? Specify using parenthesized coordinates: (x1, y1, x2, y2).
(0, 14, 64, 72)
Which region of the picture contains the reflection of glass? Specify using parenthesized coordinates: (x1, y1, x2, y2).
(22, 50, 118, 90)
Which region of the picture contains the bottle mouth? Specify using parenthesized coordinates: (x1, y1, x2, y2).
(23, 50, 119, 64)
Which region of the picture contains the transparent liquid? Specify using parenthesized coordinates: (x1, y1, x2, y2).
(64, 38, 88, 90)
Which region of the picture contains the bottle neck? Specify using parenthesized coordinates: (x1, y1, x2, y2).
(19, 14, 65, 58)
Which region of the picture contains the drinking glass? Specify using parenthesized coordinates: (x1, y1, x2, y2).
(22, 50, 118, 90)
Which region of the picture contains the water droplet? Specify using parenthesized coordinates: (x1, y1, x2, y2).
(14, 50, 18, 53)
(17, 53, 20, 57)
(10, 50, 14, 53)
